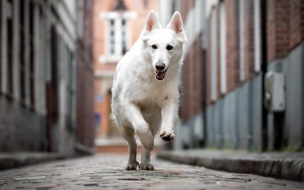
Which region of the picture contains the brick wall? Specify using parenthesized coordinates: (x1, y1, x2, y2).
(267, 0, 304, 62)
(206, 0, 257, 102)
(76, 53, 95, 148)
(165, 0, 304, 126)
(206, 16, 212, 106)
(267, 0, 290, 63)
(180, 0, 202, 122)
(225, 0, 240, 92)
(76, 1, 95, 149)
(181, 36, 203, 121)
(289, 0, 304, 50)
(216, 4, 222, 99)
(181, 54, 190, 121)
(244, 0, 255, 79)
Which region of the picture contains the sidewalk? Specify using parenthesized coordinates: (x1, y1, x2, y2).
(158, 150, 304, 182)
(0, 152, 63, 171)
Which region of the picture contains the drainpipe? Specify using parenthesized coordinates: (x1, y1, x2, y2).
(261, 0, 268, 151)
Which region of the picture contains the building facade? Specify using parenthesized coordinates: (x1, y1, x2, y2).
(0, 0, 95, 157)
(165, 0, 304, 151)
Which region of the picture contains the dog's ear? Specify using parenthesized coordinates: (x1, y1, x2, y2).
(167, 11, 187, 43)
(141, 10, 161, 41)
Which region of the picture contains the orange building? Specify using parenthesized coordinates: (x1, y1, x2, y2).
(93, 0, 158, 152)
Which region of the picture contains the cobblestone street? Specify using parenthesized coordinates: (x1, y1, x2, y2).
(0, 154, 304, 190)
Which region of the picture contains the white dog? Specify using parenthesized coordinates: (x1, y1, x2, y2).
(111, 10, 187, 170)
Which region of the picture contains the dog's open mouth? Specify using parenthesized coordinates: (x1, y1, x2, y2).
(156, 70, 167, 80)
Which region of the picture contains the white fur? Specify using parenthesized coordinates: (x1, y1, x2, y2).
(111, 10, 187, 170)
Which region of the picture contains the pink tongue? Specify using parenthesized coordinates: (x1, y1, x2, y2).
(156, 71, 165, 79)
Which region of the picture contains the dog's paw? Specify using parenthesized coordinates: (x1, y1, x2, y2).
(139, 163, 154, 170)
(160, 130, 175, 142)
(125, 161, 139, 170)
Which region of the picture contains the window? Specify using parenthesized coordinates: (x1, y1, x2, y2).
(107, 17, 128, 56)
(66, 50, 75, 131)
(19, 0, 25, 104)
(51, 25, 59, 118)
(220, 2, 227, 94)
(7, 0, 13, 97)
(121, 19, 127, 54)
(109, 19, 115, 54)
(210, 9, 217, 101)
(29, 1, 35, 108)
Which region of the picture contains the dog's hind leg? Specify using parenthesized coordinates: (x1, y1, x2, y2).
(121, 127, 139, 170)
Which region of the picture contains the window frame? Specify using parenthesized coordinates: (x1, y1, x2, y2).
(99, 11, 137, 64)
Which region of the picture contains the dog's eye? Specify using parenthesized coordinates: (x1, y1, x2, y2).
(151, 45, 158, 49)
(166, 45, 173, 51)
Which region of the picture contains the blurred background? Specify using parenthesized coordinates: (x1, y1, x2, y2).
(0, 0, 303, 160)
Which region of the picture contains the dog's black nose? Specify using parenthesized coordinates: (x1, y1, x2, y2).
(155, 63, 165, 71)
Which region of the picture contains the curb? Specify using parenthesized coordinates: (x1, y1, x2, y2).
(0, 152, 64, 171)
(157, 150, 304, 182)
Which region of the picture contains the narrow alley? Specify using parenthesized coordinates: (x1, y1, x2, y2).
(1, 0, 304, 190)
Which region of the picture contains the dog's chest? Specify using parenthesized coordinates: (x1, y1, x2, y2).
(128, 81, 168, 105)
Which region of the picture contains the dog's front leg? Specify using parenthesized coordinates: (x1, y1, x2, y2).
(125, 102, 154, 170)
(160, 100, 178, 141)
(126, 102, 154, 150)
(140, 148, 154, 170)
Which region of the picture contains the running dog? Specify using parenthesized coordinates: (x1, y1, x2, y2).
(111, 10, 187, 170)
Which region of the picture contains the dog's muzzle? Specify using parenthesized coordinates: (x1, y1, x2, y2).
(155, 63, 167, 80)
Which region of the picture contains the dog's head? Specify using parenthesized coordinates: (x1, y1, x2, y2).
(140, 10, 187, 80)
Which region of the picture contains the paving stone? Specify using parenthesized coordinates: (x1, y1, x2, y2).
(13, 176, 46, 181)
(18, 183, 58, 189)
(0, 154, 303, 190)
(0, 180, 6, 186)
(118, 176, 145, 180)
